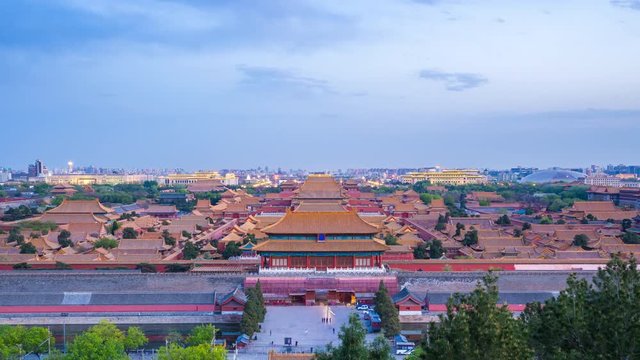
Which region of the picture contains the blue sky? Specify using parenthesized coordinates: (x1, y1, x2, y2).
(1, 0, 639, 171)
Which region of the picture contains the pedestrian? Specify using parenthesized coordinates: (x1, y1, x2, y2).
(295, 341, 298, 347)
(332, 328, 335, 334)
(270, 330, 272, 336)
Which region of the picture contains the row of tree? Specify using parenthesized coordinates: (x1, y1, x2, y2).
(411, 257, 640, 360)
(240, 281, 267, 336)
(1, 320, 226, 360)
(374, 282, 400, 337)
(317, 314, 394, 360)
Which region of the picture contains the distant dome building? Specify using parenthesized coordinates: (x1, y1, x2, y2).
(520, 169, 585, 184)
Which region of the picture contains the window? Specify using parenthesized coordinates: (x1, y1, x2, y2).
(355, 257, 371, 267)
(272, 257, 288, 267)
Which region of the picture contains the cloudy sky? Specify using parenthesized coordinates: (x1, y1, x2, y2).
(1, 0, 639, 171)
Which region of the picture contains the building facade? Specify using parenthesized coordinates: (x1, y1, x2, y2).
(401, 169, 488, 185)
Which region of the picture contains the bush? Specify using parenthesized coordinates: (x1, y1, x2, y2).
(20, 242, 37, 254)
(94, 238, 119, 249)
(13, 262, 31, 269)
(166, 264, 191, 273)
(55, 261, 72, 270)
(136, 262, 157, 273)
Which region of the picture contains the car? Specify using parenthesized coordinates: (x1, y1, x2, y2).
(356, 304, 370, 311)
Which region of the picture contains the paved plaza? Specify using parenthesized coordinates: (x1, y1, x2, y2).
(232, 305, 376, 359)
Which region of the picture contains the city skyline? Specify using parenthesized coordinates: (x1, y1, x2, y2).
(2, 0, 640, 169)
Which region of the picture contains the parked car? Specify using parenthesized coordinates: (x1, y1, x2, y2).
(356, 304, 370, 311)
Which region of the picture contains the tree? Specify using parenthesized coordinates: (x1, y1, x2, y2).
(513, 228, 522, 237)
(435, 214, 447, 231)
(374, 281, 400, 337)
(109, 220, 121, 235)
(94, 238, 118, 249)
(13, 262, 31, 269)
(420, 274, 532, 360)
(573, 234, 589, 248)
(622, 218, 633, 231)
(462, 228, 478, 246)
(66, 320, 128, 360)
(136, 262, 157, 273)
(162, 229, 176, 246)
(454, 223, 465, 237)
(383, 234, 398, 245)
(523, 257, 640, 360)
(496, 214, 511, 225)
(183, 242, 200, 260)
(413, 243, 428, 259)
(122, 227, 137, 239)
(8, 228, 24, 245)
(20, 242, 37, 254)
(55, 261, 72, 270)
(182, 230, 192, 239)
(124, 326, 148, 354)
(158, 343, 226, 360)
(222, 242, 242, 259)
(522, 222, 531, 231)
(187, 324, 217, 346)
(368, 335, 394, 360)
(0, 325, 54, 359)
(318, 314, 370, 360)
(58, 229, 72, 248)
(622, 232, 640, 244)
(166, 263, 191, 272)
(429, 240, 444, 259)
(539, 216, 553, 224)
(240, 285, 266, 337)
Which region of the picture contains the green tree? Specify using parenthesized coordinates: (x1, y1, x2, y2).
(413, 243, 428, 259)
(66, 320, 128, 360)
(166, 263, 191, 272)
(109, 220, 121, 235)
(496, 214, 511, 225)
(429, 240, 444, 259)
(622, 218, 633, 231)
(124, 326, 148, 354)
(183, 242, 200, 260)
(539, 216, 553, 225)
(522, 222, 531, 231)
(454, 223, 465, 237)
(158, 343, 226, 360)
(136, 262, 157, 273)
(162, 229, 176, 246)
(8, 228, 25, 245)
(383, 234, 398, 245)
(94, 238, 119, 249)
(122, 227, 137, 239)
(374, 281, 400, 337)
(368, 335, 394, 360)
(523, 257, 640, 360)
(435, 214, 447, 231)
(20, 242, 37, 254)
(57, 229, 72, 247)
(462, 227, 478, 246)
(187, 324, 217, 346)
(420, 274, 532, 360)
(622, 232, 640, 244)
(222, 242, 242, 259)
(573, 234, 589, 248)
(318, 313, 370, 360)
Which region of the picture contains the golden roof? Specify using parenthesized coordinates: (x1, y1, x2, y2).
(253, 239, 389, 252)
(262, 210, 379, 235)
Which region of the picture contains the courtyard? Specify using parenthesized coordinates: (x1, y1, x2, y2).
(233, 305, 378, 359)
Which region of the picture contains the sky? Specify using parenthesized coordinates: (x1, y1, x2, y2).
(1, 0, 639, 171)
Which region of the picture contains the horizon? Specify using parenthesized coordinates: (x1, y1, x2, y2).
(2, 0, 640, 169)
